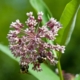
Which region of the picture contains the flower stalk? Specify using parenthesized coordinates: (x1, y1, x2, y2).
(57, 61, 64, 80)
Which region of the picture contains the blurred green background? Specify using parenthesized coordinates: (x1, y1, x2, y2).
(0, 0, 80, 80)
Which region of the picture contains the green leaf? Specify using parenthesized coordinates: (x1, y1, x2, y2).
(29, 0, 57, 55)
(55, 0, 80, 45)
(74, 75, 80, 80)
(30, 0, 52, 23)
(0, 44, 59, 80)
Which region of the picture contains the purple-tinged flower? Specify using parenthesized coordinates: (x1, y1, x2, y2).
(53, 44, 65, 53)
(7, 12, 65, 72)
(26, 12, 33, 16)
(47, 18, 62, 32)
(25, 12, 37, 27)
(37, 11, 43, 21)
(10, 19, 23, 30)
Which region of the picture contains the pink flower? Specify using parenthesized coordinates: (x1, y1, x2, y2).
(10, 19, 23, 29)
(25, 12, 37, 27)
(7, 12, 65, 72)
(37, 11, 43, 21)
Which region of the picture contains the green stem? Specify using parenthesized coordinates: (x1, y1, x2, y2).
(57, 61, 64, 80)
(46, 40, 63, 80)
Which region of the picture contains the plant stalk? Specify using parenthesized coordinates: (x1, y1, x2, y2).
(57, 61, 64, 80)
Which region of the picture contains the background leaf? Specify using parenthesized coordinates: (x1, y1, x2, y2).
(0, 44, 59, 80)
(55, 0, 80, 45)
(30, 0, 52, 23)
(74, 75, 80, 80)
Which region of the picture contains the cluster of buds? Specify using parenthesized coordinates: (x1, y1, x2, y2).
(7, 12, 65, 72)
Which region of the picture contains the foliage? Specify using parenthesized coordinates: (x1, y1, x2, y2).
(0, 0, 80, 80)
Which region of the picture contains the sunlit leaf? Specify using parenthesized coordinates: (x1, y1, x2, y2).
(0, 44, 59, 80)
(74, 74, 80, 80)
(55, 0, 80, 45)
(30, 0, 52, 23)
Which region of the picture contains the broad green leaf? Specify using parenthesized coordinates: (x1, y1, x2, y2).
(74, 75, 80, 80)
(0, 44, 59, 80)
(30, 0, 52, 23)
(0, 44, 19, 61)
(29, 0, 57, 57)
(55, 0, 80, 45)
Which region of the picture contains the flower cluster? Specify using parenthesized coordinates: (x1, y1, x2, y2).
(7, 12, 65, 72)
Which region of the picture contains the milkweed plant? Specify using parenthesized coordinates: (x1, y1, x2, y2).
(4, 0, 80, 80)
